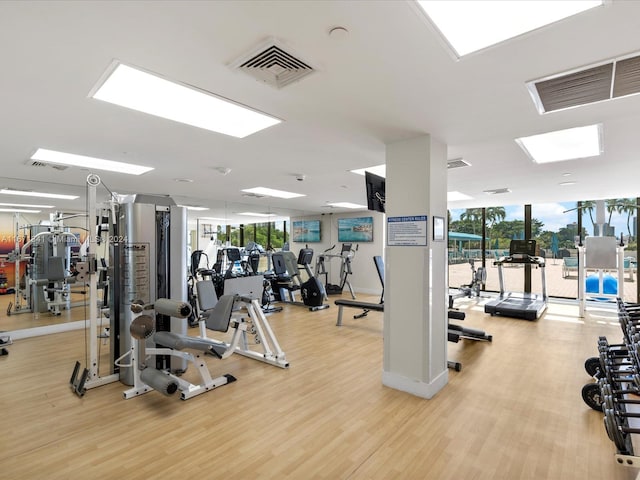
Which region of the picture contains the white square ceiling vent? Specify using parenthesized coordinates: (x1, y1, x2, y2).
(232, 39, 315, 89)
(483, 188, 511, 195)
(25, 159, 69, 171)
(447, 158, 471, 169)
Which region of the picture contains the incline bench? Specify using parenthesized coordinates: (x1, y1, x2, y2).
(335, 256, 384, 326)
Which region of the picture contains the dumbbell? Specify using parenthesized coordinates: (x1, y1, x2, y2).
(603, 394, 640, 412)
(599, 379, 640, 399)
(604, 407, 640, 454)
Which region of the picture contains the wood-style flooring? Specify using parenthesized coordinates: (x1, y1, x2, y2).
(0, 294, 635, 479)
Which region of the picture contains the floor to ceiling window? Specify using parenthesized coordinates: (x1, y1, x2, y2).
(448, 198, 639, 304)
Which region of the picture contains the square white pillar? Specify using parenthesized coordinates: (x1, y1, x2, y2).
(382, 134, 448, 398)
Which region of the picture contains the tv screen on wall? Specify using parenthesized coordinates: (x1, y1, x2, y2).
(292, 220, 321, 243)
(338, 217, 373, 243)
(365, 171, 385, 213)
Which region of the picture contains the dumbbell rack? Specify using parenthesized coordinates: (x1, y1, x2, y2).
(582, 299, 640, 469)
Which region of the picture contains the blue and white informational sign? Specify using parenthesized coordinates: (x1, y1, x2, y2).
(387, 215, 428, 246)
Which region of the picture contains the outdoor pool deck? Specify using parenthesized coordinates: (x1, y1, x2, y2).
(449, 257, 638, 303)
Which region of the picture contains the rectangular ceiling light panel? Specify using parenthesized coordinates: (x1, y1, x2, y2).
(447, 191, 473, 202)
(350, 164, 386, 177)
(31, 148, 153, 175)
(0, 202, 54, 208)
(238, 212, 277, 217)
(92, 62, 281, 138)
(416, 1, 603, 57)
(0, 189, 79, 200)
(241, 187, 304, 199)
(327, 202, 367, 209)
(515, 124, 602, 163)
(0, 208, 41, 213)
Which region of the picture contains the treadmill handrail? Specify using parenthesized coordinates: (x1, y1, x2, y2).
(493, 255, 545, 267)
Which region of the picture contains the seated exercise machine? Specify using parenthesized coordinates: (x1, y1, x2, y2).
(484, 239, 547, 321)
(70, 186, 235, 399)
(196, 276, 288, 369)
(114, 297, 241, 400)
(8, 213, 85, 317)
(315, 243, 356, 299)
(269, 248, 329, 311)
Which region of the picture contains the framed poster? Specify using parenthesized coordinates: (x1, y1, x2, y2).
(292, 220, 321, 242)
(433, 216, 445, 241)
(338, 216, 373, 242)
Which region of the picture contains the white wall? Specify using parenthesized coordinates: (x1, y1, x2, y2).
(290, 211, 385, 295)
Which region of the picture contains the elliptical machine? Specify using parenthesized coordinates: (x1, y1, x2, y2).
(315, 243, 356, 299)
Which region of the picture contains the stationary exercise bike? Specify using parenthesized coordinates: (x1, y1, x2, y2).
(449, 258, 486, 309)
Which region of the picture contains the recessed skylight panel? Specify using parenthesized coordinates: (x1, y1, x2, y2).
(515, 124, 602, 163)
(416, 0, 603, 57)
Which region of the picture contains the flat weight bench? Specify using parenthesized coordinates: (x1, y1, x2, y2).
(334, 298, 465, 371)
(335, 299, 384, 326)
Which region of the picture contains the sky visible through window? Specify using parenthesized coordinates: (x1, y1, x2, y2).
(451, 201, 635, 237)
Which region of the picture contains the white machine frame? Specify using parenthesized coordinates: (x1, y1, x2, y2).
(196, 277, 289, 369)
(115, 303, 246, 401)
(578, 236, 626, 317)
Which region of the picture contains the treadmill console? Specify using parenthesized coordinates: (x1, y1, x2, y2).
(509, 240, 536, 257)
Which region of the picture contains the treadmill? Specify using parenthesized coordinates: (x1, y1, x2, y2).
(484, 239, 547, 321)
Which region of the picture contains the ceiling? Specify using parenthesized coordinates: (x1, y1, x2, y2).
(1, 1, 639, 224)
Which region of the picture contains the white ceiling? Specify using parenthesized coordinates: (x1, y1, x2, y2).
(1, 1, 639, 224)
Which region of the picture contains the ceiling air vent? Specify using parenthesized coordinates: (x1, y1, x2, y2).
(233, 39, 315, 89)
(528, 51, 640, 113)
(447, 158, 471, 169)
(25, 159, 69, 171)
(483, 188, 511, 195)
(613, 54, 640, 98)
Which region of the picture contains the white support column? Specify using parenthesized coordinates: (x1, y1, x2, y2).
(382, 134, 448, 399)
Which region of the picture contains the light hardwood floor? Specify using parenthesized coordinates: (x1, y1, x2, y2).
(0, 294, 636, 480)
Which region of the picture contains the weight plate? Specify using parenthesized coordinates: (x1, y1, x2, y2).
(584, 357, 601, 377)
(604, 408, 628, 453)
(582, 383, 604, 412)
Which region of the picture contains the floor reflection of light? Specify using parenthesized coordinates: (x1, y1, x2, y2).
(543, 314, 584, 324)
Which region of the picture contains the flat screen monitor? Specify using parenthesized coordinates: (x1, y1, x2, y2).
(297, 248, 314, 266)
(365, 171, 385, 213)
(509, 240, 536, 256)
